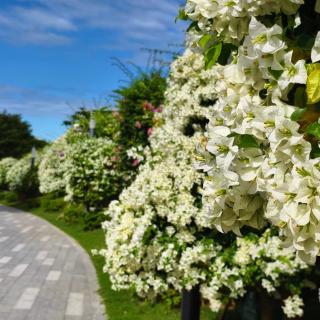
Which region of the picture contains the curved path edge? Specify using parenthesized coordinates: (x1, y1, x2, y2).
(0, 204, 106, 320)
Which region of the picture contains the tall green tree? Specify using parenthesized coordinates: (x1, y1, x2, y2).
(0, 111, 46, 159)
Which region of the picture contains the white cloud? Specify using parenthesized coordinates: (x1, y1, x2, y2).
(0, 0, 185, 47)
(0, 84, 101, 116)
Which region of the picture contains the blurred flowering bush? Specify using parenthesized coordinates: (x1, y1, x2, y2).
(38, 137, 69, 195)
(6, 154, 40, 196)
(0, 157, 17, 190)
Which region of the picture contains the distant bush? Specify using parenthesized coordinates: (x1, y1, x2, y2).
(64, 137, 123, 228)
(64, 107, 121, 141)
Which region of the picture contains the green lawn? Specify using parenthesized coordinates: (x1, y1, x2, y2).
(0, 191, 216, 320)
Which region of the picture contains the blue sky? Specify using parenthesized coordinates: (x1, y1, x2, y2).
(0, 0, 186, 141)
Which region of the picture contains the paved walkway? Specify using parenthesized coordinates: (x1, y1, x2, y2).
(0, 205, 106, 320)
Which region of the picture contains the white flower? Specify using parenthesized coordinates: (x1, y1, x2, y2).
(262, 279, 275, 293)
(206, 126, 238, 172)
(312, 31, 320, 63)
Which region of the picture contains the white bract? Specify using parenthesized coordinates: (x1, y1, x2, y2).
(312, 31, 320, 63)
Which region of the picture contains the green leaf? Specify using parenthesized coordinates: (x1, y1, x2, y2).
(186, 21, 200, 32)
(268, 68, 283, 80)
(235, 134, 260, 149)
(306, 69, 320, 104)
(306, 63, 320, 75)
(290, 108, 307, 121)
(198, 34, 212, 50)
(204, 43, 222, 70)
(284, 15, 295, 32)
(294, 86, 307, 107)
(311, 145, 320, 158)
(218, 43, 237, 65)
(296, 33, 315, 51)
(175, 8, 188, 22)
(306, 122, 320, 139)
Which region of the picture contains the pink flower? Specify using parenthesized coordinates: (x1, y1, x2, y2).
(111, 156, 120, 163)
(135, 121, 142, 129)
(152, 105, 163, 113)
(143, 102, 154, 111)
(147, 128, 153, 136)
(132, 159, 140, 167)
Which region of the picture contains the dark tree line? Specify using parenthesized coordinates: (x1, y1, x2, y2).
(0, 111, 47, 159)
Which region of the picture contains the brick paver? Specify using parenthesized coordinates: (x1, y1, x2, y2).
(0, 205, 106, 320)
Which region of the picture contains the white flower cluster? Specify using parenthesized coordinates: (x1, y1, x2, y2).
(38, 136, 69, 194)
(194, 13, 320, 263)
(282, 295, 304, 318)
(185, 0, 303, 45)
(0, 157, 17, 189)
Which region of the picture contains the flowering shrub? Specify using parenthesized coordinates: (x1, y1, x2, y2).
(0, 157, 17, 189)
(98, 1, 320, 318)
(38, 136, 69, 195)
(65, 137, 123, 228)
(114, 71, 166, 153)
(6, 155, 40, 196)
(98, 48, 319, 318)
(99, 50, 214, 295)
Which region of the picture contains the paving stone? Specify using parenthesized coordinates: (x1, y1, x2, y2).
(0, 205, 106, 320)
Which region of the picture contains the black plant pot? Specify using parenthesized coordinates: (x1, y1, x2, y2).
(221, 291, 284, 320)
(301, 288, 320, 320)
(221, 289, 320, 320)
